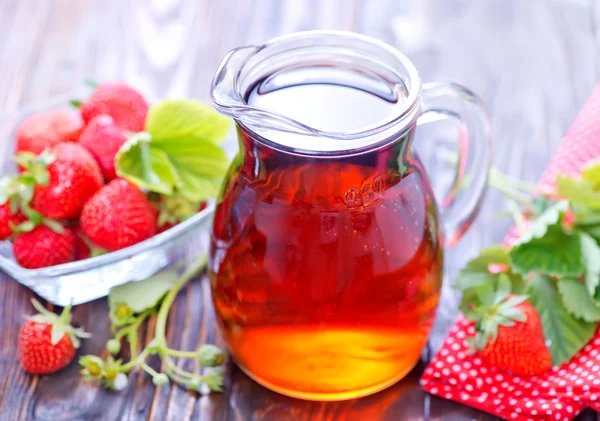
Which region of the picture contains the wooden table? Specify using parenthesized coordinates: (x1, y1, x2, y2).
(1, 1, 599, 420)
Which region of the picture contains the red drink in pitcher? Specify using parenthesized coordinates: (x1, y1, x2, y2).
(210, 31, 490, 400)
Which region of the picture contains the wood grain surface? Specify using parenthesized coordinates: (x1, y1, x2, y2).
(1, 0, 599, 420)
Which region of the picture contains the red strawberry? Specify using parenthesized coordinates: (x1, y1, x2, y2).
(19, 299, 89, 374)
(467, 293, 551, 377)
(81, 179, 157, 251)
(79, 115, 128, 181)
(74, 225, 91, 260)
(0, 201, 26, 240)
(0, 175, 37, 240)
(80, 83, 148, 132)
(16, 110, 83, 155)
(21, 143, 104, 220)
(13, 225, 76, 269)
(72, 224, 105, 260)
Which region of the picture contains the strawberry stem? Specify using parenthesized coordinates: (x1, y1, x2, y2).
(163, 348, 197, 359)
(154, 256, 207, 348)
(164, 357, 194, 379)
(488, 168, 533, 206)
(80, 255, 222, 392)
(506, 199, 527, 235)
(140, 362, 160, 377)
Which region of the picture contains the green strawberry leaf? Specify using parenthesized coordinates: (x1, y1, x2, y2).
(108, 268, 179, 314)
(557, 277, 600, 323)
(146, 99, 231, 145)
(530, 196, 555, 217)
(43, 219, 65, 234)
(580, 232, 600, 297)
(574, 205, 600, 241)
(115, 132, 178, 195)
(514, 200, 568, 245)
(509, 224, 583, 277)
(529, 274, 596, 365)
(116, 99, 231, 202)
(556, 175, 600, 209)
(454, 246, 527, 293)
(152, 139, 229, 202)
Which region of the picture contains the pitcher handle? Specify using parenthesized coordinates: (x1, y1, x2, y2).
(418, 82, 491, 247)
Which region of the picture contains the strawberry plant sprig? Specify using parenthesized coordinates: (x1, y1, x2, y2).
(455, 159, 600, 373)
(80, 256, 225, 392)
(116, 99, 231, 204)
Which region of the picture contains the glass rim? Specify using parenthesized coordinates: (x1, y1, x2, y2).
(211, 30, 423, 156)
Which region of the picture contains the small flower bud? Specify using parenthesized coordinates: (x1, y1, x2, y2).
(196, 344, 224, 367)
(106, 339, 121, 355)
(203, 368, 224, 392)
(113, 373, 129, 391)
(152, 373, 170, 387)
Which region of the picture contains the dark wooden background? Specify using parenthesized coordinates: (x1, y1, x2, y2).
(1, 0, 599, 420)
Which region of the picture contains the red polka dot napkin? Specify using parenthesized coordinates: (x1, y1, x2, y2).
(421, 82, 600, 421)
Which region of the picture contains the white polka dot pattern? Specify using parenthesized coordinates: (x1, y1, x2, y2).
(421, 84, 600, 421)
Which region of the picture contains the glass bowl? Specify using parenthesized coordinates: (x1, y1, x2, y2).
(0, 95, 230, 306)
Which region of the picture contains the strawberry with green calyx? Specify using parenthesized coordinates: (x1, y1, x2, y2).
(17, 143, 104, 220)
(19, 299, 90, 374)
(78, 82, 148, 132)
(80, 256, 225, 393)
(0, 173, 69, 243)
(0, 175, 32, 240)
(0, 201, 26, 240)
(13, 224, 76, 269)
(15, 110, 83, 156)
(462, 279, 552, 377)
(454, 160, 600, 369)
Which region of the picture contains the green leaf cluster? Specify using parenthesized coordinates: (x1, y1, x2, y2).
(116, 99, 231, 202)
(456, 161, 600, 366)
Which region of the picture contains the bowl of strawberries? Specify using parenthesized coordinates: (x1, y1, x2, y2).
(0, 82, 233, 306)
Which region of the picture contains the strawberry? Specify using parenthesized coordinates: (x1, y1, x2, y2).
(19, 143, 104, 220)
(80, 179, 157, 251)
(79, 115, 127, 181)
(0, 175, 36, 240)
(13, 225, 76, 269)
(19, 299, 89, 374)
(0, 201, 26, 240)
(74, 225, 91, 260)
(80, 82, 148, 132)
(466, 293, 551, 377)
(16, 110, 83, 155)
(73, 224, 106, 260)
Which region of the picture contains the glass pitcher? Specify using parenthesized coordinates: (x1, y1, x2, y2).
(209, 31, 490, 401)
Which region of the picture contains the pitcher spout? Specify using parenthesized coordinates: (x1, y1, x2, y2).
(210, 46, 260, 116)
